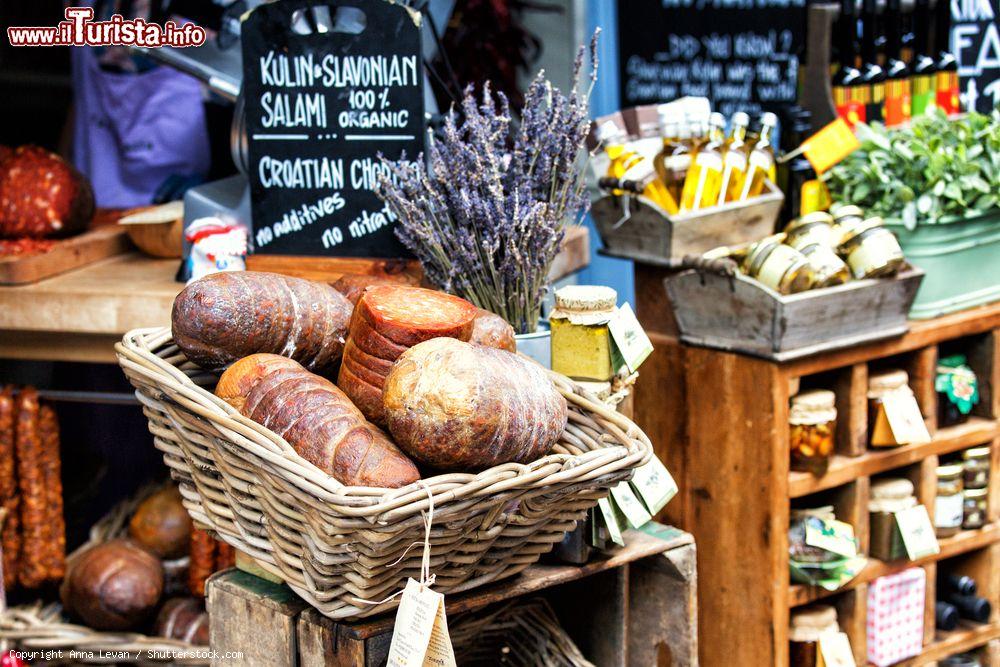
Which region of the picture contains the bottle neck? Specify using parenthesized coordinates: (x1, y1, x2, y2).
(756, 127, 773, 151)
(935, 0, 951, 55)
(839, 1, 858, 67)
(915, 0, 932, 55)
(861, 0, 879, 64)
(886, 0, 903, 58)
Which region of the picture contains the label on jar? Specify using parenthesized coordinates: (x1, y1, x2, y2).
(845, 231, 903, 280)
(805, 518, 858, 558)
(819, 632, 857, 667)
(934, 492, 965, 530)
(895, 504, 940, 559)
(873, 392, 931, 446)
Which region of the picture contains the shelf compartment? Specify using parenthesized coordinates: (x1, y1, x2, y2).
(789, 523, 1000, 608)
(789, 418, 999, 498)
(894, 621, 1000, 666)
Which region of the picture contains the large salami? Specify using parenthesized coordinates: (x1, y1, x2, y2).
(14, 388, 46, 589)
(0, 146, 94, 239)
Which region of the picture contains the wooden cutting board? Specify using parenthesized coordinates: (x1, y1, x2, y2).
(0, 210, 133, 285)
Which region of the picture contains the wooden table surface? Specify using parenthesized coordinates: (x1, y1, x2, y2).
(0, 226, 591, 364)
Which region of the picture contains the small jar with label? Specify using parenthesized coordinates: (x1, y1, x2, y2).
(868, 369, 914, 447)
(936, 355, 980, 428)
(789, 605, 840, 667)
(789, 390, 837, 475)
(837, 217, 905, 280)
(869, 477, 918, 561)
(789, 506, 839, 563)
(784, 213, 850, 287)
(935, 463, 966, 538)
(742, 235, 816, 294)
(963, 446, 990, 490)
(963, 487, 988, 530)
(549, 286, 618, 381)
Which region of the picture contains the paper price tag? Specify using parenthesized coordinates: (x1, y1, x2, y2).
(610, 482, 652, 529)
(597, 497, 625, 546)
(805, 519, 858, 558)
(630, 456, 677, 515)
(386, 579, 456, 667)
(608, 303, 653, 374)
(819, 632, 857, 667)
(802, 118, 861, 174)
(895, 505, 940, 560)
(882, 392, 931, 445)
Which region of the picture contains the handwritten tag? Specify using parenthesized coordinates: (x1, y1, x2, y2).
(819, 632, 857, 667)
(630, 456, 677, 515)
(610, 482, 652, 529)
(896, 505, 940, 560)
(879, 392, 931, 446)
(805, 519, 858, 558)
(597, 497, 625, 546)
(608, 303, 653, 374)
(386, 578, 456, 667)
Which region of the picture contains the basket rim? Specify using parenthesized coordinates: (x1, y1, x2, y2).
(116, 327, 652, 514)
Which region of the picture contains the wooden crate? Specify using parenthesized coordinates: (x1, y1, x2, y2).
(592, 182, 783, 265)
(631, 295, 1000, 666)
(208, 524, 697, 667)
(664, 264, 925, 361)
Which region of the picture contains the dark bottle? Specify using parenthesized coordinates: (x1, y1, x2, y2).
(901, 3, 916, 63)
(935, 0, 960, 113)
(883, 0, 913, 126)
(859, 0, 887, 123)
(911, 0, 938, 116)
(935, 601, 960, 631)
(939, 573, 978, 597)
(945, 593, 992, 623)
(778, 108, 829, 222)
(832, 0, 867, 126)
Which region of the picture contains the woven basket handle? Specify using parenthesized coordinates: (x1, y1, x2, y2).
(679, 254, 739, 277)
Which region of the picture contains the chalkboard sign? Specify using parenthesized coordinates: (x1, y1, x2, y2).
(616, 0, 806, 116)
(241, 0, 424, 257)
(952, 0, 1000, 113)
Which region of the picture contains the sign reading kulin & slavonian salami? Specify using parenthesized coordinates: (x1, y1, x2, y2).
(241, 0, 424, 257)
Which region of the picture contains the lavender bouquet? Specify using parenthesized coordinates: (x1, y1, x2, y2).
(376, 32, 599, 334)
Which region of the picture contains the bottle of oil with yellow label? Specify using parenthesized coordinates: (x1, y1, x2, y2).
(680, 113, 726, 211)
(910, 0, 938, 116)
(738, 112, 777, 201)
(934, 0, 960, 114)
(859, 0, 887, 123)
(717, 112, 750, 205)
(832, 0, 868, 126)
(883, 0, 913, 126)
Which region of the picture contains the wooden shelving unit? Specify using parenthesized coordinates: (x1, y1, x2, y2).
(634, 293, 1000, 666)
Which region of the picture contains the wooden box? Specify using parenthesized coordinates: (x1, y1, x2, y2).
(592, 182, 783, 265)
(664, 264, 925, 361)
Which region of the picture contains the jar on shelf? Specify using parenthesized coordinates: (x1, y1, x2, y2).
(830, 204, 866, 232)
(962, 487, 988, 530)
(789, 389, 837, 475)
(962, 446, 991, 490)
(741, 235, 816, 294)
(935, 463, 966, 538)
(788, 506, 839, 564)
(549, 286, 618, 381)
(784, 213, 850, 287)
(837, 217, 905, 280)
(936, 355, 980, 428)
(789, 604, 841, 667)
(869, 477, 918, 561)
(868, 369, 915, 447)
(940, 653, 982, 667)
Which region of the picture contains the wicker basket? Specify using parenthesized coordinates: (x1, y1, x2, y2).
(115, 327, 651, 620)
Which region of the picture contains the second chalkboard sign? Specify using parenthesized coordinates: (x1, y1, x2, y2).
(241, 0, 425, 258)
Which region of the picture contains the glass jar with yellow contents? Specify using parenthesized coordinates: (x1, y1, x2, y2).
(789, 389, 837, 475)
(742, 234, 816, 294)
(549, 285, 618, 381)
(784, 212, 850, 287)
(837, 217, 905, 279)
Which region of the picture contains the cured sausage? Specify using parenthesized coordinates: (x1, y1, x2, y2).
(353, 285, 478, 348)
(188, 528, 216, 597)
(0, 146, 94, 239)
(331, 273, 415, 305)
(470, 309, 517, 352)
(38, 404, 65, 581)
(216, 540, 235, 570)
(172, 271, 352, 376)
(0, 387, 15, 503)
(383, 338, 568, 471)
(14, 388, 46, 589)
(216, 354, 419, 487)
(2, 496, 19, 591)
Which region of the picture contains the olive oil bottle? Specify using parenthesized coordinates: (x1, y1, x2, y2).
(832, 0, 867, 126)
(717, 112, 750, 205)
(596, 121, 678, 213)
(911, 0, 938, 116)
(934, 0, 960, 114)
(738, 112, 777, 201)
(654, 111, 692, 208)
(884, 0, 913, 126)
(859, 0, 887, 123)
(680, 113, 726, 211)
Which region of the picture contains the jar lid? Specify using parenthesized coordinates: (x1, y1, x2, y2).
(554, 285, 617, 312)
(965, 487, 988, 498)
(790, 604, 838, 629)
(786, 212, 835, 234)
(937, 463, 964, 477)
(790, 505, 836, 521)
(871, 477, 915, 500)
(940, 653, 981, 667)
(831, 204, 864, 220)
(790, 389, 837, 424)
(869, 495, 918, 513)
(837, 217, 888, 248)
(868, 369, 910, 395)
(963, 446, 991, 460)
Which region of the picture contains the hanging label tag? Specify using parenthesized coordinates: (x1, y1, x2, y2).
(819, 632, 857, 667)
(805, 519, 858, 558)
(386, 578, 456, 667)
(895, 505, 940, 560)
(597, 497, 625, 546)
(802, 118, 861, 174)
(630, 456, 678, 515)
(608, 303, 653, 374)
(881, 392, 931, 445)
(610, 482, 652, 529)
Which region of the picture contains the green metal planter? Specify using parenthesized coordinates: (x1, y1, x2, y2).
(887, 210, 1000, 319)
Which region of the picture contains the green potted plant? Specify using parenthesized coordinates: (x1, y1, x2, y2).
(825, 109, 1000, 319)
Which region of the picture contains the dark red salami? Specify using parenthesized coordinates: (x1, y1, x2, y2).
(0, 146, 94, 239)
(355, 286, 477, 347)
